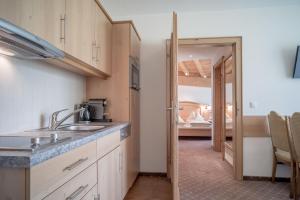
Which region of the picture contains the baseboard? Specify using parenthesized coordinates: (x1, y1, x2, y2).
(139, 172, 168, 177)
(243, 176, 290, 182)
(179, 136, 211, 140)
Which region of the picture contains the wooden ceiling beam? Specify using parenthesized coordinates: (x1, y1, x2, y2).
(178, 62, 190, 76)
(194, 60, 210, 78)
(178, 76, 211, 87)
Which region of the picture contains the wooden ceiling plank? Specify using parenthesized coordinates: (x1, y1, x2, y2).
(194, 60, 209, 78)
(178, 62, 190, 76)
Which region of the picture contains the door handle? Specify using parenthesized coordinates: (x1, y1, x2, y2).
(166, 107, 173, 111)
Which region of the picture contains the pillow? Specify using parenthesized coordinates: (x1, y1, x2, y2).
(178, 115, 185, 123)
(190, 111, 205, 123)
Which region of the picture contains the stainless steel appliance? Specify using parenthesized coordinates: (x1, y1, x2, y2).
(87, 99, 111, 122)
(129, 56, 140, 91)
(0, 18, 64, 59)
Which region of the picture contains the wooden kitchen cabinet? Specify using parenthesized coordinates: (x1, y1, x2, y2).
(130, 26, 140, 59)
(81, 184, 99, 200)
(43, 163, 97, 200)
(0, 0, 113, 77)
(0, 0, 65, 50)
(98, 146, 122, 200)
(93, 2, 112, 75)
(0, 0, 33, 32)
(31, 0, 66, 50)
(130, 89, 140, 181)
(65, 0, 95, 66)
(87, 22, 141, 195)
(30, 141, 97, 200)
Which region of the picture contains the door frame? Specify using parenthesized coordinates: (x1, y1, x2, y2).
(166, 36, 243, 181)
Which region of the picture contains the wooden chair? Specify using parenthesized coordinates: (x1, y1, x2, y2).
(267, 111, 294, 197)
(287, 113, 300, 200)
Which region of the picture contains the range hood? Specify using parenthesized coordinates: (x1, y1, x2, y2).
(0, 18, 64, 59)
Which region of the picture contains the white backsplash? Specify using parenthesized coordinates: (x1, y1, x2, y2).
(0, 56, 86, 135)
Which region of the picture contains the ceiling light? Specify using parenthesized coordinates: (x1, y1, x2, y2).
(0, 48, 15, 56)
(203, 75, 207, 78)
(185, 72, 189, 76)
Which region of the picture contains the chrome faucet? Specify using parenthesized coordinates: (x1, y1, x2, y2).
(49, 108, 84, 130)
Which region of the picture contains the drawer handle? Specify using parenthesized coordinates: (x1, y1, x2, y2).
(63, 157, 88, 172)
(66, 184, 88, 200)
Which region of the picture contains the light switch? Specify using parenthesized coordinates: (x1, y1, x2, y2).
(249, 101, 257, 109)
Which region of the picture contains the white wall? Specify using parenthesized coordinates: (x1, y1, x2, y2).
(0, 56, 86, 134)
(178, 85, 211, 105)
(112, 5, 300, 175)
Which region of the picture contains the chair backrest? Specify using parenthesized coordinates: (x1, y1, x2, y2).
(287, 112, 300, 162)
(267, 111, 290, 152)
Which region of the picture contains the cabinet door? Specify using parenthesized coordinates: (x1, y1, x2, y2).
(130, 89, 140, 180)
(65, 0, 94, 66)
(0, 0, 33, 31)
(130, 26, 140, 60)
(81, 184, 98, 200)
(98, 147, 121, 200)
(31, 0, 65, 50)
(94, 3, 112, 75)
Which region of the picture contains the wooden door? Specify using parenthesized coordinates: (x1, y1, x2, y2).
(94, 3, 112, 75)
(170, 12, 180, 200)
(212, 56, 225, 152)
(31, 0, 66, 50)
(98, 147, 122, 200)
(65, 0, 94, 66)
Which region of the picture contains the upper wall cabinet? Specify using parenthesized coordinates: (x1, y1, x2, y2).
(65, 0, 95, 67)
(0, 0, 33, 30)
(0, 0, 65, 50)
(31, 0, 66, 50)
(0, 0, 112, 77)
(94, 3, 112, 75)
(130, 26, 140, 60)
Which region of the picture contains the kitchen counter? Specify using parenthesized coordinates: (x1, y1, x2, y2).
(0, 122, 129, 168)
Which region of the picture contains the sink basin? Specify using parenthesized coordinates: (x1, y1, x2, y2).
(57, 125, 106, 131)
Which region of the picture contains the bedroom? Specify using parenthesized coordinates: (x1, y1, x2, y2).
(177, 43, 235, 196)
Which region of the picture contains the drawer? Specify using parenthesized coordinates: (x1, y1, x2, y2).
(30, 141, 97, 200)
(81, 184, 98, 200)
(44, 163, 97, 200)
(97, 131, 120, 158)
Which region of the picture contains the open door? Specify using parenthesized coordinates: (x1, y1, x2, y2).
(169, 12, 180, 200)
(212, 56, 225, 153)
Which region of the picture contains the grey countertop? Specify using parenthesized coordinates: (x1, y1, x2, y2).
(0, 122, 130, 168)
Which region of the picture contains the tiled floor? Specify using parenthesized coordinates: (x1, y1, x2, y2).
(179, 139, 291, 200)
(124, 175, 172, 200)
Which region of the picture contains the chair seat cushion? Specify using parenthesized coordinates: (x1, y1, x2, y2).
(275, 149, 291, 163)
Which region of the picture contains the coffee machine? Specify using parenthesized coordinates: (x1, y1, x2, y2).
(87, 99, 111, 122)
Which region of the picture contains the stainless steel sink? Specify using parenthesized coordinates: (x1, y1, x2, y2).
(57, 125, 106, 131)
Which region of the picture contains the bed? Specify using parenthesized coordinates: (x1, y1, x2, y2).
(178, 101, 233, 137)
(178, 101, 212, 137)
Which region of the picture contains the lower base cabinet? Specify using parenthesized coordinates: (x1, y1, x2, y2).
(98, 146, 122, 200)
(81, 185, 99, 200)
(43, 163, 97, 200)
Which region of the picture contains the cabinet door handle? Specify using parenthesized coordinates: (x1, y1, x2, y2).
(96, 46, 100, 62)
(94, 194, 100, 200)
(65, 184, 88, 200)
(92, 42, 97, 61)
(63, 157, 88, 172)
(60, 14, 66, 43)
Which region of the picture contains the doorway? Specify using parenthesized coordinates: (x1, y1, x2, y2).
(166, 36, 243, 199)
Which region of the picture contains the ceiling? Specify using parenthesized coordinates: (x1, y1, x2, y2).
(101, 0, 299, 17)
(178, 45, 233, 87)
